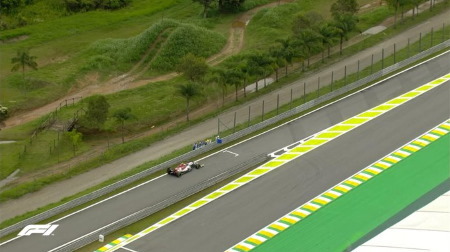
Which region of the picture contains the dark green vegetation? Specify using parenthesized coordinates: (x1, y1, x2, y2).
(253, 133, 450, 252)
(0, 0, 448, 211)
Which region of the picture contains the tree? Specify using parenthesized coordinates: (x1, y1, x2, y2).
(193, 0, 214, 18)
(386, 0, 400, 27)
(411, 0, 422, 17)
(0, 105, 8, 127)
(176, 53, 209, 82)
(11, 49, 38, 79)
(209, 67, 228, 107)
(237, 61, 250, 97)
(178, 82, 201, 122)
(218, 0, 246, 13)
(269, 46, 285, 82)
(294, 29, 322, 67)
(113, 107, 135, 143)
(292, 12, 323, 35)
(333, 14, 358, 55)
(331, 0, 359, 18)
(225, 67, 245, 101)
(81, 95, 110, 130)
(66, 129, 82, 156)
(275, 38, 296, 75)
(246, 53, 273, 91)
(1, 0, 21, 14)
(317, 22, 339, 61)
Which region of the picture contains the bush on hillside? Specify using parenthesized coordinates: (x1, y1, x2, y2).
(85, 19, 226, 73)
(64, 0, 131, 12)
(85, 20, 179, 72)
(151, 23, 226, 71)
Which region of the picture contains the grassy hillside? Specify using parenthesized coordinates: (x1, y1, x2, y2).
(86, 19, 226, 73)
(1, 0, 445, 203)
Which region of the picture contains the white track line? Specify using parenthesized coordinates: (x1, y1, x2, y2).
(2, 49, 448, 249)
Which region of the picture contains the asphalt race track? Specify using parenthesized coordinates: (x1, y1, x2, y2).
(114, 80, 450, 252)
(1, 52, 449, 252)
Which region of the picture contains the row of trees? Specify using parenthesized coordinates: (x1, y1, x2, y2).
(0, 0, 32, 14)
(193, 0, 246, 17)
(385, 0, 438, 27)
(176, 0, 361, 121)
(63, 0, 131, 13)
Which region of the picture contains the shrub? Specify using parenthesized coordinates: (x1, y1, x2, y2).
(85, 19, 225, 72)
(63, 0, 131, 12)
(0, 0, 22, 13)
(151, 23, 226, 71)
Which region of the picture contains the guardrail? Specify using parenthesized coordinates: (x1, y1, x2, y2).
(0, 39, 448, 239)
(49, 153, 269, 252)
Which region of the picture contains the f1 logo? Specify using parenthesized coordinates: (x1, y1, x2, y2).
(18, 224, 59, 236)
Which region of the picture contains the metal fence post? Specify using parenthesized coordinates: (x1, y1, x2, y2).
(371, 54, 374, 74)
(331, 71, 334, 91)
(233, 112, 237, 133)
(394, 43, 396, 63)
(303, 82, 306, 103)
(431, 27, 433, 47)
(217, 118, 220, 136)
(248, 106, 251, 127)
(344, 65, 347, 84)
(290, 88, 293, 109)
(357, 60, 360, 80)
(407, 38, 410, 57)
(419, 32, 422, 51)
(261, 100, 265, 122)
(317, 76, 320, 98)
(276, 94, 280, 115)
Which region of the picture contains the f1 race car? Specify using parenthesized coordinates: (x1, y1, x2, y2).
(167, 161, 204, 177)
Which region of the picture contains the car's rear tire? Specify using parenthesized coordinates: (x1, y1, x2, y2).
(167, 168, 171, 175)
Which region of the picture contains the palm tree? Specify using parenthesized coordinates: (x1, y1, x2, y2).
(333, 14, 358, 55)
(237, 61, 250, 98)
(246, 53, 265, 92)
(386, 0, 400, 27)
(113, 107, 135, 143)
(270, 46, 285, 82)
(294, 29, 322, 67)
(276, 38, 296, 76)
(178, 82, 201, 122)
(11, 49, 38, 78)
(317, 23, 339, 61)
(210, 67, 227, 107)
(225, 67, 245, 101)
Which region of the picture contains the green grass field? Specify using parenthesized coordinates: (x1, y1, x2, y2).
(252, 133, 450, 252)
(0, 0, 448, 201)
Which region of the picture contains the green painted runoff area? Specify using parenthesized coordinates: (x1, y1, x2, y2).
(252, 134, 450, 252)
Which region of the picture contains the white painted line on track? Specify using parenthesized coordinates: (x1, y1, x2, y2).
(0, 174, 165, 247)
(3, 49, 447, 251)
(107, 74, 450, 252)
(223, 150, 240, 157)
(122, 247, 139, 252)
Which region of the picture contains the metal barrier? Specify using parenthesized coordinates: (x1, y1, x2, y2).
(49, 154, 268, 252)
(1, 39, 448, 239)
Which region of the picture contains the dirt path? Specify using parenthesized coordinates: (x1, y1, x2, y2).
(0, 0, 291, 192)
(2, 1, 290, 130)
(1, 0, 448, 222)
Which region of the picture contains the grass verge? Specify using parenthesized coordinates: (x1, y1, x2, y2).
(253, 133, 449, 251)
